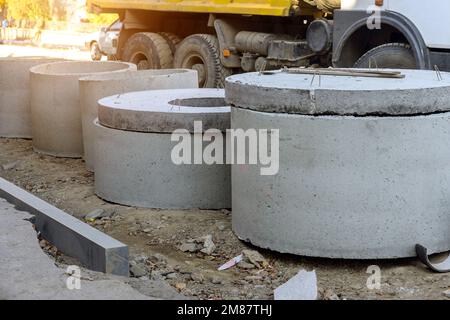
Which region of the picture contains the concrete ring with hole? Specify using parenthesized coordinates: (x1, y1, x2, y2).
(228, 69, 450, 259)
(94, 89, 231, 209)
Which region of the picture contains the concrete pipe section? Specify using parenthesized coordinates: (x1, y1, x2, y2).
(30, 61, 136, 158)
(95, 89, 231, 209)
(0, 57, 63, 138)
(79, 69, 198, 171)
(226, 69, 450, 259)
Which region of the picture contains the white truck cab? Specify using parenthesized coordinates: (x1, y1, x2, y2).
(333, 0, 450, 70)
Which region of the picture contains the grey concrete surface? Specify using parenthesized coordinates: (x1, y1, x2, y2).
(225, 69, 450, 115)
(94, 120, 231, 209)
(30, 61, 136, 158)
(0, 198, 184, 300)
(0, 57, 62, 138)
(231, 108, 450, 259)
(0, 177, 129, 275)
(98, 89, 230, 133)
(79, 69, 198, 171)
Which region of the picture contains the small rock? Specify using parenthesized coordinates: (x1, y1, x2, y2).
(150, 270, 164, 281)
(85, 209, 106, 221)
(148, 253, 167, 265)
(143, 228, 152, 233)
(175, 282, 186, 291)
(242, 250, 268, 269)
(191, 272, 205, 283)
(166, 273, 177, 280)
(321, 288, 340, 300)
(130, 264, 147, 278)
(39, 239, 48, 248)
(179, 242, 199, 253)
(238, 261, 256, 269)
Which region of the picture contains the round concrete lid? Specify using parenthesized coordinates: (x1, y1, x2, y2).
(225, 69, 450, 115)
(98, 88, 230, 133)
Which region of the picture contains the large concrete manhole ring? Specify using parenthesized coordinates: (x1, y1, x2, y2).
(30, 61, 136, 158)
(79, 69, 198, 171)
(227, 69, 450, 259)
(94, 88, 231, 209)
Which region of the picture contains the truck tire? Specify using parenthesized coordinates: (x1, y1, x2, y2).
(159, 32, 181, 56)
(122, 32, 173, 70)
(174, 34, 232, 88)
(354, 43, 416, 69)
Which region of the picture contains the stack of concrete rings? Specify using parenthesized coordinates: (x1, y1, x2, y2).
(79, 69, 198, 171)
(30, 61, 136, 158)
(95, 88, 231, 209)
(226, 69, 450, 259)
(0, 57, 63, 138)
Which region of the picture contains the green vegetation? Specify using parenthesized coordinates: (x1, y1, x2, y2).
(4, 0, 50, 20)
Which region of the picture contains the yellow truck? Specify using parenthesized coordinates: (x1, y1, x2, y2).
(88, 0, 438, 87)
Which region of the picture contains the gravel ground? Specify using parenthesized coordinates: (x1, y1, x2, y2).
(1, 138, 449, 300)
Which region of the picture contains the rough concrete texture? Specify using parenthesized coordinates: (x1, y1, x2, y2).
(0, 177, 129, 275)
(225, 69, 450, 115)
(30, 61, 136, 158)
(0, 198, 184, 300)
(0, 57, 63, 138)
(94, 120, 230, 209)
(79, 69, 198, 171)
(98, 89, 230, 133)
(232, 108, 450, 259)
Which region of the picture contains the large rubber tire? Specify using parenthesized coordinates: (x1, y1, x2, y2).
(354, 43, 417, 69)
(122, 32, 173, 70)
(159, 32, 181, 56)
(174, 34, 232, 88)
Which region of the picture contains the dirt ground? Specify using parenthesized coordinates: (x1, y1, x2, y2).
(1, 138, 449, 300)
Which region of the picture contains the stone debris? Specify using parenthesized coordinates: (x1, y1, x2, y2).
(1, 160, 21, 171)
(274, 270, 318, 300)
(179, 235, 216, 255)
(84, 208, 115, 221)
(443, 289, 450, 298)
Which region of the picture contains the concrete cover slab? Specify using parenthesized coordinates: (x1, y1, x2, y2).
(226, 69, 450, 115)
(0, 57, 63, 138)
(98, 88, 230, 133)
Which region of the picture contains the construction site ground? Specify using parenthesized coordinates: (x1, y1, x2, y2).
(1, 137, 449, 300)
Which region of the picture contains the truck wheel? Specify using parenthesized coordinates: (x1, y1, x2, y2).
(174, 34, 232, 88)
(90, 42, 102, 61)
(159, 32, 181, 56)
(354, 43, 416, 69)
(122, 32, 173, 70)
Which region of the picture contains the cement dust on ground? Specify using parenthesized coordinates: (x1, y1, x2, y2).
(1, 138, 449, 300)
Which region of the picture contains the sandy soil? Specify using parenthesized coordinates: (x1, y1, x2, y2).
(1, 138, 449, 300)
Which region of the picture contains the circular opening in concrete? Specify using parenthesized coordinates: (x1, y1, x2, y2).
(30, 61, 132, 76)
(169, 97, 227, 108)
